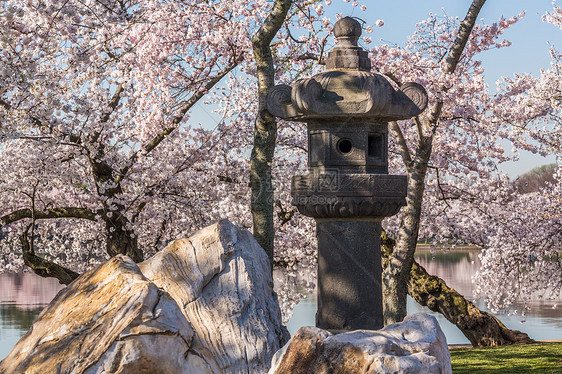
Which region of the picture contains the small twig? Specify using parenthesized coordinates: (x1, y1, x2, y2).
(275, 200, 297, 226)
(296, 52, 325, 65)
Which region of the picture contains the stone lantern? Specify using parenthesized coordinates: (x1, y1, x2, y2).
(266, 17, 428, 331)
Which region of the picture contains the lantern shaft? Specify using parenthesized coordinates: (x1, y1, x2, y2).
(316, 219, 383, 330)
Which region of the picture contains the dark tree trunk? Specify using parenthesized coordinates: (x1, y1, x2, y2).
(105, 218, 143, 263)
(382, 137, 432, 325)
(19, 229, 79, 285)
(250, 0, 292, 266)
(91, 156, 144, 263)
(381, 231, 534, 347)
(408, 260, 534, 346)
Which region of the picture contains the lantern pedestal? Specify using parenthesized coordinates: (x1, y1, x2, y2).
(316, 219, 383, 331)
(292, 180, 406, 331)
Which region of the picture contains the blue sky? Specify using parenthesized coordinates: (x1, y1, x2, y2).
(345, 0, 561, 85)
(191, 1, 561, 177)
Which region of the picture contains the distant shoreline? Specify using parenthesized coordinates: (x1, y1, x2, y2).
(416, 244, 480, 251)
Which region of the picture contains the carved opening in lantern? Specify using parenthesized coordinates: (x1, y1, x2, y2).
(337, 138, 353, 154)
(368, 134, 384, 160)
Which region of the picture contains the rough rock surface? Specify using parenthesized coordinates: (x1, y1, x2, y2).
(0, 219, 288, 374)
(269, 313, 452, 374)
(0, 255, 193, 374)
(139, 219, 290, 373)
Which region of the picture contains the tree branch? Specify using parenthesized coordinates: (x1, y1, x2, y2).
(100, 84, 125, 124)
(0, 98, 12, 111)
(89, 83, 125, 149)
(250, 0, 292, 266)
(384, 74, 419, 159)
(427, 0, 486, 126)
(389, 121, 412, 166)
(1, 207, 99, 226)
(275, 199, 296, 226)
(144, 59, 241, 156)
(15, 188, 81, 285)
(296, 52, 325, 65)
(19, 226, 79, 285)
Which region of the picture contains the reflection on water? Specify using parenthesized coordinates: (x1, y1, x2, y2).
(0, 272, 64, 308)
(415, 248, 478, 298)
(282, 247, 562, 344)
(0, 273, 63, 359)
(416, 247, 562, 325)
(1, 304, 44, 332)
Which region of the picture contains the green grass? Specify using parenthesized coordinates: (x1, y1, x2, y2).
(450, 342, 562, 373)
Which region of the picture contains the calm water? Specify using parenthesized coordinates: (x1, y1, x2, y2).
(283, 248, 562, 344)
(0, 273, 64, 359)
(1, 248, 561, 360)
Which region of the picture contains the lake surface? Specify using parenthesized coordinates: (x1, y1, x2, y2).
(0, 273, 64, 359)
(282, 247, 562, 344)
(1, 248, 560, 360)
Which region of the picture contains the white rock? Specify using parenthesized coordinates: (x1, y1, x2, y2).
(140, 219, 289, 373)
(0, 219, 288, 374)
(0, 255, 193, 374)
(269, 313, 452, 374)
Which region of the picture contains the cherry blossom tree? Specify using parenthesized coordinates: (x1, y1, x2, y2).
(251, 0, 534, 324)
(0, 0, 329, 282)
(439, 4, 562, 314)
(376, 0, 561, 322)
(1, 0, 560, 336)
(0, 0, 254, 281)
(266, 0, 560, 326)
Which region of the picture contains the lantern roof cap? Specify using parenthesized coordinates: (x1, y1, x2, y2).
(326, 17, 371, 71)
(266, 16, 428, 122)
(334, 17, 362, 41)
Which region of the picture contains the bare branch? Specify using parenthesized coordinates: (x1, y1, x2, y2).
(427, 0, 487, 126)
(275, 200, 296, 226)
(383, 73, 425, 146)
(383, 72, 401, 86)
(145, 59, 241, 155)
(117, 58, 241, 183)
(285, 24, 306, 44)
(0, 98, 12, 111)
(16, 189, 81, 285)
(1, 207, 99, 226)
(99, 84, 125, 125)
(89, 83, 126, 158)
(296, 52, 325, 65)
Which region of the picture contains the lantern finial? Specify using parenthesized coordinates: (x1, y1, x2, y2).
(326, 16, 371, 71)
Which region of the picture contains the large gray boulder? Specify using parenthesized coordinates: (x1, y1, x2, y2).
(0, 219, 289, 374)
(269, 313, 452, 374)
